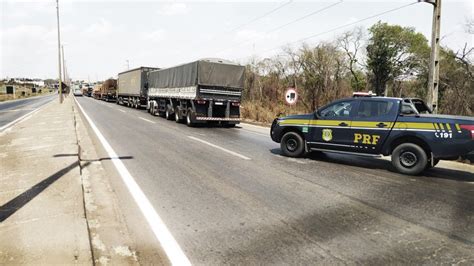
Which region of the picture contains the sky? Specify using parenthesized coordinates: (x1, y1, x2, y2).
(1, 0, 473, 81)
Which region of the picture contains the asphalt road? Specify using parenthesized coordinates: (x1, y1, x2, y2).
(0, 94, 57, 130)
(76, 96, 474, 265)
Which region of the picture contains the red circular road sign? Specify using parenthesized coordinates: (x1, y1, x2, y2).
(285, 88, 298, 105)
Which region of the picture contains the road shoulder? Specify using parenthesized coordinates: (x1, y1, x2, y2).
(0, 97, 92, 264)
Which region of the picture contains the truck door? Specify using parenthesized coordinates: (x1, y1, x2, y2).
(351, 99, 398, 154)
(308, 99, 357, 152)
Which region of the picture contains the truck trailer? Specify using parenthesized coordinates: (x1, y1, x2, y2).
(146, 59, 245, 127)
(117, 67, 159, 108)
(100, 79, 117, 102)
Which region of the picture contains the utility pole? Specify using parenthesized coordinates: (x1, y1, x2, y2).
(420, 0, 441, 113)
(56, 0, 63, 103)
(62, 45, 66, 84)
(126, 60, 130, 70)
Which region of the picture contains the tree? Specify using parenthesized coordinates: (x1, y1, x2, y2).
(338, 27, 367, 91)
(366, 22, 430, 96)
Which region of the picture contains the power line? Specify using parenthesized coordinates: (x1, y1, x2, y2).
(192, 0, 293, 60)
(217, 0, 343, 56)
(266, 0, 343, 34)
(227, 0, 294, 34)
(236, 1, 420, 61)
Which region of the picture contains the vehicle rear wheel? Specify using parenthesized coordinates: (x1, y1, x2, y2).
(175, 108, 183, 123)
(280, 131, 305, 158)
(165, 108, 173, 120)
(222, 122, 236, 128)
(391, 143, 428, 175)
(186, 108, 195, 127)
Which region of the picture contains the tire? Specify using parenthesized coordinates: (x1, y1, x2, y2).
(165, 108, 173, 120)
(391, 143, 428, 175)
(222, 122, 236, 128)
(186, 108, 195, 127)
(175, 108, 183, 123)
(280, 131, 305, 158)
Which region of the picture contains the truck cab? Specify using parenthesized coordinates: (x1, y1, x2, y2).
(270, 96, 474, 175)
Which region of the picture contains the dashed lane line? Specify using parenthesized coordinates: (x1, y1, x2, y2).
(138, 117, 156, 124)
(188, 136, 251, 160)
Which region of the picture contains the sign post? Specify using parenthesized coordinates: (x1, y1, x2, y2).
(285, 87, 298, 115)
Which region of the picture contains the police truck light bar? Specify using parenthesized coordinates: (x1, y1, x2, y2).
(353, 91, 376, 97)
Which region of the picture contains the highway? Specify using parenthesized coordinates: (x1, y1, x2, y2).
(0, 94, 56, 131)
(76, 96, 474, 264)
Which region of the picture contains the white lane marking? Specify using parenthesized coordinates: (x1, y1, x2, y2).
(118, 109, 126, 113)
(240, 128, 268, 138)
(188, 136, 251, 160)
(138, 117, 156, 124)
(74, 98, 191, 266)
(0, 99, 54, 132)
(0, 108, 36, 113)
(241, 122, 269, 129)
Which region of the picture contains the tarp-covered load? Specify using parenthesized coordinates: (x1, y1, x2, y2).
(101, 79, 117, 95)
(118, 67, 158, 97)
(148, 59, 245, 90)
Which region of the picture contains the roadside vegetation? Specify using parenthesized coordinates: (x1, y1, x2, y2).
(0, 81, 55, 102)
(241, 21, 474, 123)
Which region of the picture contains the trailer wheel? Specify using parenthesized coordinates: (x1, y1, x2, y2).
(186, 108, 195, 127)
(165, 107, 173, 120)
(175, 108, 183, 123)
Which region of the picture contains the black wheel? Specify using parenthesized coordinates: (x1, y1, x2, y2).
(222, 122, 236, 128)
(186, 108, 195, 127)
(425, 158, 440, 169)
(280, 131, 305, 158)
(165, 108, 173, 120)
(391, 143, 428, 175)
(175, 108, 183, 123)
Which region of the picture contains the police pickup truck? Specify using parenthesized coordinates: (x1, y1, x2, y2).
(270, 95, 474, 175)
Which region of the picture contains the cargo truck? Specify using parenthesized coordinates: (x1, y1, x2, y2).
(117, 67, 159, 108)
(146, 59, 245, 127)
(100, 79, 117, 102)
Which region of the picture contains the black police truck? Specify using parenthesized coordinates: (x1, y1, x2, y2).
(270, 96, 474, 175)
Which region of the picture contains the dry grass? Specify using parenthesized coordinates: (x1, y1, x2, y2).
(241, 101, 311, 124)
(0, 89, 53, 102)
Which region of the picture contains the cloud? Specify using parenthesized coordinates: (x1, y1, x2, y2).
(85, 18, 113, 35)
(157, 3, 189, 16)
(141, 29, 167, 42)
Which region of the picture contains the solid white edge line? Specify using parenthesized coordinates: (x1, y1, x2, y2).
(118, 109, 126, 113)
(188, 136, 251, 160)
(139, 117, 156, 124)
(0, 97, 54, 132)
(74, 98, 191, 266)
